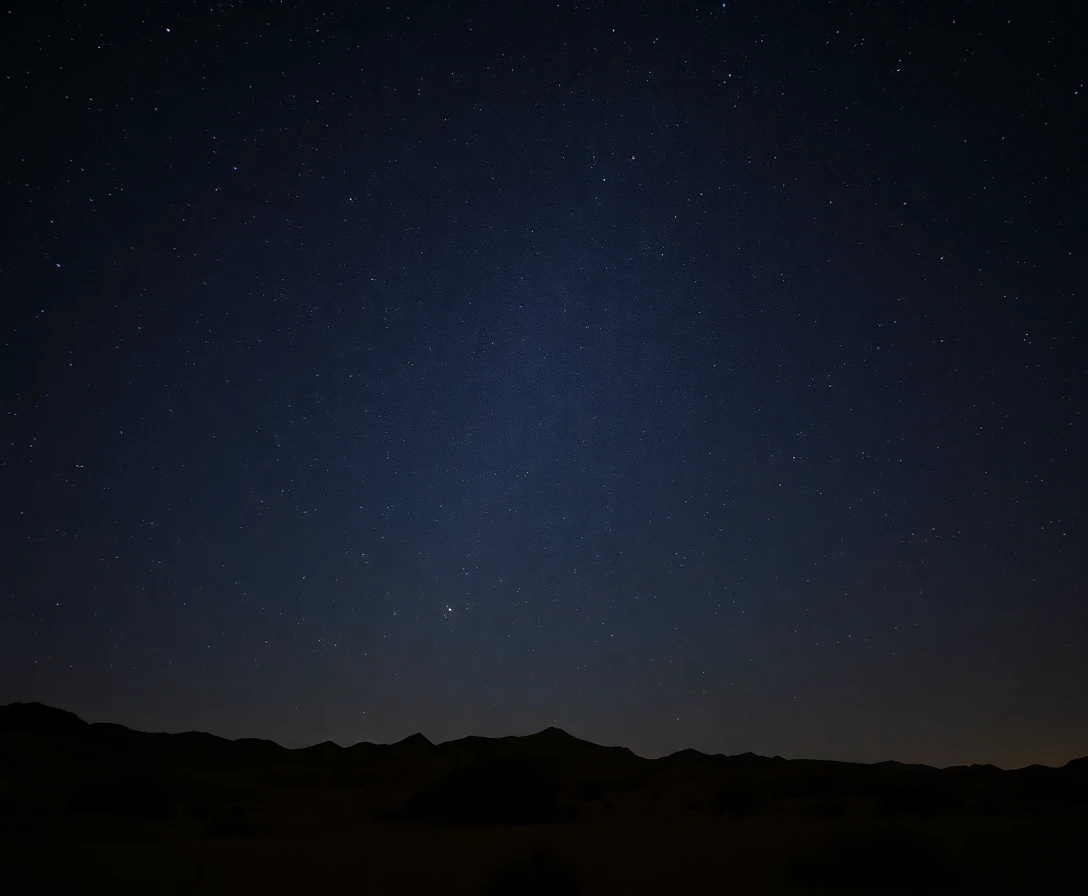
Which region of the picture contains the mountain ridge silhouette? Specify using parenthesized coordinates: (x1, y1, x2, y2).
(4, 697, 1086, 894)
(2, 701, 1083, 772)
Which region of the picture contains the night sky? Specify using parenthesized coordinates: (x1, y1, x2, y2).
(2, 1, 1085, 769)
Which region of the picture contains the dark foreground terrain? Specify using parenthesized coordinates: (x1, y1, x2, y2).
(2, 703, 1086, 893)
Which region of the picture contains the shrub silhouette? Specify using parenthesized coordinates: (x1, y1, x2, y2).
(432, 761, 559, 823)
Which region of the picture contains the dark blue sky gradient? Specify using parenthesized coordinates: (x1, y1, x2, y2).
(1, 0, 1085, 766)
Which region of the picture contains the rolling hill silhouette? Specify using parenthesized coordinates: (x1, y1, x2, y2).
(2, 702, 1086, 892)
(3, 701, 1085, 809)
(3, 700, 1086, 769)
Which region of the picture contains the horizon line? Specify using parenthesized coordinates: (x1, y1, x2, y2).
(3, 701, 1082, 773)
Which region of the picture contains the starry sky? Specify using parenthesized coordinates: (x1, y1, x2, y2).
(2, 1, 1085, 768)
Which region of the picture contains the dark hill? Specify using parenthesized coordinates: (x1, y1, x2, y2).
(664, 747, 711, 761)
(232, 736, 287, 756)
(0, 701, 88, 734)
(1, 702, 1085, 825)
(393, 732, 433, 750)
(2, 702, 1086, 892)
(297, 740, 343, 760)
